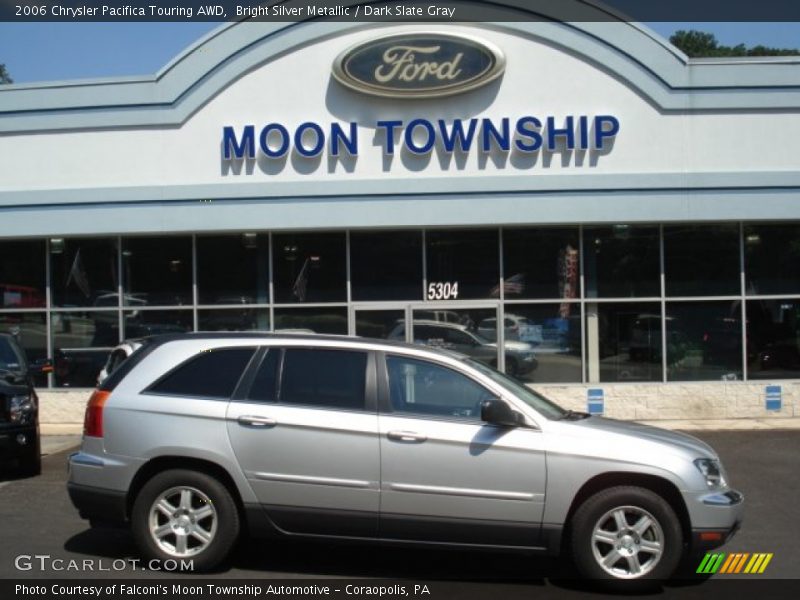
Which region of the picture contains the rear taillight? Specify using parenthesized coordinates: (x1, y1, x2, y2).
(84, 390, 110, 438)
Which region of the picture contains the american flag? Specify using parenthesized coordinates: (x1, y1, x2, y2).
(490, 273, 526, 297)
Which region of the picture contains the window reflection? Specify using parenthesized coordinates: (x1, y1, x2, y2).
(426, 230, 499, 300)
(500, 304, 582, 383)
(355, 310, 405, 339)
(122, 237, 192, 306)
(351, 231, 422, 301)
(745, 224, 800, 295)
(273, 233, 346, 303)
(666, 301, 742, 381)
(51, 238, 119, 308)
(123, 310, 192, 339)
(197, 234, 267, 305)
(594, 303, 662, 382)
(584, 225, 659, 298)
(399, 308, 537, 380)
(503, 228, 580, 299)
(664, 225, 739, 297)
(747, 299, 800, 379)
(52, 311, 120, 387)
(0, 240, 45, 309)
(198, 309, 268, 332)
(273, 307, 348, 334)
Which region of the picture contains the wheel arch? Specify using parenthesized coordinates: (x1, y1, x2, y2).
(126, 456, 245, 525)
(561, 472, 691, 554)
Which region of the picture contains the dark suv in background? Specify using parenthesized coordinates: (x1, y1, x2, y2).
(0, 333, 45, 476)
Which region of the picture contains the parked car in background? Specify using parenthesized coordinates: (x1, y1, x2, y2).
(389, 320, 537, 376)
(477, 314, 542, 344)
(1, 333, 51, 476)
(0, 284, 46, 309)
(68, 333, 743, 588)
(97, 339, 145, 385)
(54, 348, 114, 388)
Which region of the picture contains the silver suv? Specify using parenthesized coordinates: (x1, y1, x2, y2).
(67, 333, 742, 587)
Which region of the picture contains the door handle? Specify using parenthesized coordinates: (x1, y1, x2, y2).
(387, 430, 427, 443)
(237, 415, 277, 428)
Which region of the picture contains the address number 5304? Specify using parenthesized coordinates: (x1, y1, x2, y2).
(427, 282, 459, 300)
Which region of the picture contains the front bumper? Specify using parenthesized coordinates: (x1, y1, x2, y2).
(0, 424, 39, 464)
(686, 488, 744, 552)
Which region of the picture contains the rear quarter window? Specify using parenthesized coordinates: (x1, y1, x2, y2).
(147, 347, 256, 399)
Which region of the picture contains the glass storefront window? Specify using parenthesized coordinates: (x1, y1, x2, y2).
(122, 236, 192, 306)
(0, 313, 48, 386)
(52, 311, 120, 387)
(592, 302, 662, 382)
(0, 239, 46, 309)
(745, 224, 800, 295)
(503, 227, 580, 300)
(747, 299, 800, 379)
(51, 238, 119, 308)
(426, 229, 499, 300)
(355, 309, 405, 339)
(351, 231, 423, 301)
(273, 307, 348, 334)
(583, 225, 659, 298)
(273, 233, 346, 303)
(501, 303, 582, 383)
(123, 309, 193, 339)
(406, 307, 505, 372)
(666, 301, 743, 381)
(197, 234, 268, 305)
(198, 309, 269, 332)
(664, 224, 740, 297)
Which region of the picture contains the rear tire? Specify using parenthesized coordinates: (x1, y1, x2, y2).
(131, 469, 240, 572)
(570, 486, 683, 590)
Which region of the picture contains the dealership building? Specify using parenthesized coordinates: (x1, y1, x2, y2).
(1, 1, 800, 423)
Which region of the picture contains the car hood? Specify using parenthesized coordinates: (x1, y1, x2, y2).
(566, 416, 717, 459)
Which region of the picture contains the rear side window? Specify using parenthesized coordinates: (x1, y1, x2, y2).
(246, 349, 281, 403)
(148, 347, 256, 399)
(279, 348, 367, 411)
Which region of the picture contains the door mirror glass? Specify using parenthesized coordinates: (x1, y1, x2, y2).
(481, 398, 523, 427)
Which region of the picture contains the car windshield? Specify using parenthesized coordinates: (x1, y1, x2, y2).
(0, 336, 25, 371)
(464, 357, 568, 420)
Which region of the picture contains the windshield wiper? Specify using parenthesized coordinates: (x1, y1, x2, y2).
(561, 410, 591, 421)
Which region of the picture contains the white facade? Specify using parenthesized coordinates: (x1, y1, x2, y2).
(2, 6, 800, 422)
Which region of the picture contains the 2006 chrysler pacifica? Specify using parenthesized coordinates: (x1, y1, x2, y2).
(68, 333, 742, 587)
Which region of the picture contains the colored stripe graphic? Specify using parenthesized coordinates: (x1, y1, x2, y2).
(697, 553, 725, 574)
(699, 552, 773, 575)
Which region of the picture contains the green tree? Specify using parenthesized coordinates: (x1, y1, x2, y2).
(670, 30, 800, 58)
(0, 64, 12, 84)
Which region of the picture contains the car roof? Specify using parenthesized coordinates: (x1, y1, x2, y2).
(99, 331, 471, 391)
(142, 331, 463, 352)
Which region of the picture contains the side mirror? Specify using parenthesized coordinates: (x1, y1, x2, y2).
(481, 398, 523, 428)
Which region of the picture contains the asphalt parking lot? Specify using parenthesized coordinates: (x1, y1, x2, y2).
(0, 430, 798, 599)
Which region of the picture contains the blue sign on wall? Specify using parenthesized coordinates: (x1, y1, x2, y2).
(588, 388, 604, 415)
(765, 385, 782, 411)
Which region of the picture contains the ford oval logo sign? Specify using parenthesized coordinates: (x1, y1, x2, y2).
(332, 32, 505, 98)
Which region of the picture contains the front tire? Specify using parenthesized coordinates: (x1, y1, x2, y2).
(570, 486, 683, 590)
(131, 469, 240, 571)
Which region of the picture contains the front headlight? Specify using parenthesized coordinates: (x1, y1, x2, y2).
(9, 394, 36, 425)
(694, 458, 727, 489)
